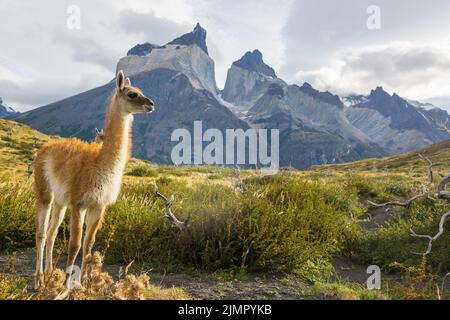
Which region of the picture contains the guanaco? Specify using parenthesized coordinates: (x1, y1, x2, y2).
(32, 70, 154, 289)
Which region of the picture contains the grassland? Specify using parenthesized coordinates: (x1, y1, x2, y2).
(1, 119, 450, 300)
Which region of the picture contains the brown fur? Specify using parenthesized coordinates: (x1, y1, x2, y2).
(32, 71, 154, 289)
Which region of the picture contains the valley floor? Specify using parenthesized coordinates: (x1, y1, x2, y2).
(0, 249, 396, 300)
(2, 120, 450, 300)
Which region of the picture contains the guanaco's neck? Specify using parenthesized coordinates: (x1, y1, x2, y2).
(98, 94, 132, 171)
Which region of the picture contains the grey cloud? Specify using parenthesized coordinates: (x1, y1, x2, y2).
(280, 0, 450, 79)
(52, 29, 118, 72)
(0, 72, 110, 111)
(295, 44, 450, 102)
(118, 10, 191, 45)
(348, 47, 450, 77)
(0, 79, 75, 109)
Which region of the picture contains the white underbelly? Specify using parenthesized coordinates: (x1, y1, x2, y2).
(84, 167, 124, 206)
(44, 159, 69, 205)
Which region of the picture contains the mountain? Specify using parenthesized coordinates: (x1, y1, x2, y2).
(222, 50, 285, 111)
(222, 51, 386, 168)
(117, 23, 217, 95)
(12, 24, 248, 164)
(8, 24, 450, 169)
(344, 87, 450, 154)
(0, 98, 19, 119)
(168, 23, 208, 55)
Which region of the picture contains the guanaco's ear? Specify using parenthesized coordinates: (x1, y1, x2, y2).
(116, 70, 125, 91)
(95, 128, 100, 134)
(125, 77, 131, 87)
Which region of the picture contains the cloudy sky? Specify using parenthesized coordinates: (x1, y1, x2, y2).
(1, 0, 450, 111)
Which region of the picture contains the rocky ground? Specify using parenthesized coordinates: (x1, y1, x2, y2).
(0, 205, 404, 300)
(0, 248, 391, 300)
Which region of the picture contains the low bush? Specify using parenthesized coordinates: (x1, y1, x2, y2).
(127, 164, 158, 177)
(99, 175, 357, 281)
(0, 182, 35, 253)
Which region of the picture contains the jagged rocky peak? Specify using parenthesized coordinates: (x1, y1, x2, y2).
(369, 86, 391, 101)
(168, 22, 208, 54)
(0, 97, 18, 118)
(127, 43, 161, 56)
(342, 94, 368, 107)
(117, 23, 217, 95)
(267, 83, 284, 97)
(298, 82, 343, 108)
(233, 49, 276, 78)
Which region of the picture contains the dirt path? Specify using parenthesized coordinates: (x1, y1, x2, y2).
(0, 249, 315, 300)
(0, 206, 405, 300)
(358, 205, 398, 232)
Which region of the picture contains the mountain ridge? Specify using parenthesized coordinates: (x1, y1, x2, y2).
(8, 24, 450, 168)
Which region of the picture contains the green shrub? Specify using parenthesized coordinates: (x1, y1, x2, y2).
(127, 165, 158, 177)
(0, 274, 29, 300)
(308, 282, 389, 300)
(99, 175, 357, 281)
(0, 182, 35, 253)
(354, 199, 450, 272)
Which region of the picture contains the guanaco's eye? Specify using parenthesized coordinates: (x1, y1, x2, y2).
(127, 92, 138, 99)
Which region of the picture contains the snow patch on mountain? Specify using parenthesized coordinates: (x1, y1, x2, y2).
(117, 44, 217, 95)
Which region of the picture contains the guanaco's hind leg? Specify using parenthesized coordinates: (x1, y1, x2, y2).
(81, 205, 106, 278)
(65, 206, 87, 288)
(34, 198, 53, 289)
(44, 203, 67, 273)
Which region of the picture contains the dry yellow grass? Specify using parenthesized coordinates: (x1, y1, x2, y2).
(35, 251, 190, 300)
(0, 119, 56, 178)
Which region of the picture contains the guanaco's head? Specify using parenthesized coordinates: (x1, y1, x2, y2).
(115, 70, 155, 114)
(94, 128, 105, 143)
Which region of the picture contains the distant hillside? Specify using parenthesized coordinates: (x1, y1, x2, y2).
(311, 138, 450, 174)
(0, 120, 158, 179)
(0, 119, 56, 176)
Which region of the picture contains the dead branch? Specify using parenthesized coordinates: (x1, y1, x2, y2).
(152, 183, 191, 229)
(437, 173, 450, 200)
(410, 211, 450, 257)
(367, 192, 428, 208)
(364, 154, 450, 259)
(367, 154, 435, 208)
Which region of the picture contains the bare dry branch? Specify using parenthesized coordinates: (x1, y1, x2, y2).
(363, 154, 450, 258)
(367, 196, 421, 208)
(368, 154, 435, 208)
(418, 153, 436, 188)
(152, 183, 191, 229)
(437, 173, 450, 200)
(410, 211, 450, 256)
